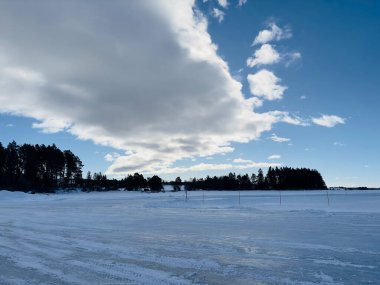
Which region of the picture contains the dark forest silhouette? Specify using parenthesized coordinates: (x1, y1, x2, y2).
(185, 167, 327, 191)
(0, 141, 327, 193)
(0, 141, 83, 192)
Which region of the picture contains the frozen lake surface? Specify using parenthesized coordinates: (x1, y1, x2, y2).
(0, 190, 379, 284)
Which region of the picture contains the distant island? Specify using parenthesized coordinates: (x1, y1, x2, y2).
(0, 141, 328, 193)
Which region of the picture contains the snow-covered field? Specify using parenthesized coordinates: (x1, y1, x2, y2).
(0, 190, 379, 285)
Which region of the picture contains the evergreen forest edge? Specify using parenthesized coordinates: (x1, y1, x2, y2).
(0, 141, 328, 193)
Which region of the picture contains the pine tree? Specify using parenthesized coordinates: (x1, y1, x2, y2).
(148, 175, 163, 192)
(256, 168, 265, 189)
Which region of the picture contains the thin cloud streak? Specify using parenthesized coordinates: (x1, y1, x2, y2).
(312, 115, 346, 128)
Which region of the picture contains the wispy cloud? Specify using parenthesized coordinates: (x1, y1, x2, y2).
(268, 154, 281, 160)
(274, 112, 308, 126)
(3, 67, 46, 85)
(211, 8, 225, 22)
(253, 22, 292, 46)
(269, 133, 291, 143)
(104, 152, 121, 162)
(217, 0, 229, 9)
(284, 52, 302, 67)
(233, 158, 253, 164)
(32, 119, 71, 134)
(154, 160, 280, 174)
(312, 115, 346, 128)
(237, 0, 247, 7)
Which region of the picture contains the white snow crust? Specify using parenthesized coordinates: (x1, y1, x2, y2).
(0, 190, 379, 284)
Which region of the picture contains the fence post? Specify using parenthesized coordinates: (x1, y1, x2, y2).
(326, 190, 330, 206)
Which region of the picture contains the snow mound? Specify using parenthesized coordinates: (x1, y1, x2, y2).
(0, 190, 33, 200)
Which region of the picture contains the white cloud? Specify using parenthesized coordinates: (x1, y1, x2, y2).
(32, 119, 71, 134)
(232, 158, 253, 164)
(253, 23, 292, 46)
(151, 160, 280, 174)
(247, 97, 264, 109)
(212, 8, 225, 23)
(217, 0, 229, 9)
(269, 134, 291, 143)
(300, 95, 307, 100)
(277, 113, 308, 126)
(104, 152, 121, 162)
(247, 70, 287, 100)
(248, 22, 300, 69)
(0, 1, 302, 177)
(246, 44, 280, 68)
(268, 154, 281, 160)
(312, 115, 346, 128)
(237, 0, 247, 7)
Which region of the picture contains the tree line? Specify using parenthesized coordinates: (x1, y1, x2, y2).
(84, 172, 164, 192)
(0, 141, 83, 192)
(0, 141, 164, 192)
(184, 167, 327, 191)
(0, 141, 327, 193)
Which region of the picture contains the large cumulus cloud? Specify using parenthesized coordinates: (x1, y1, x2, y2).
(0, 0, 299, 176)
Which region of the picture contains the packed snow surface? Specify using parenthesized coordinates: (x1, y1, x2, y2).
(1, 190, 379, 284)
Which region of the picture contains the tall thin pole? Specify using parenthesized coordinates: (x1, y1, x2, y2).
(239, 191, 241, 207)
(326, 190, 330, 206)
(280, 190, 282, 205)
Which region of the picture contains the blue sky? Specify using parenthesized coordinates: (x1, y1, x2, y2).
(0, 0, 379, 187)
